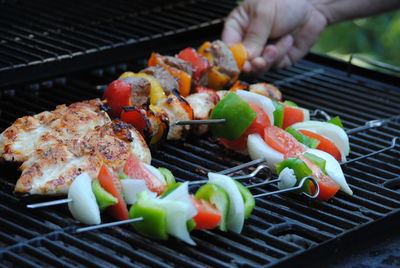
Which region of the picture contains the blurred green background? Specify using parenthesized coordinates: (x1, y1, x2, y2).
(312, 11, 400, 69)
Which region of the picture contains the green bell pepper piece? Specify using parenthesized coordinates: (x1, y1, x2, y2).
(276, 158, 313, 194)
(195, 183, 230, 231)
(272, 100, 284, 128)
(160, 182, 182, 198)
(129, 191, 168, 240)
(119, 172, 131, 180)
(303, 152, 328, 175)
(158, 167, 176, 187)
(286, 126, 320, 149)
(210, 92, 256, 140)
(284, 100, 298, 107)
(327, 116, 344, 129)
(187, 218, 196, 232)
(91, 179, 118, 210)
(233, 180, 255, 219)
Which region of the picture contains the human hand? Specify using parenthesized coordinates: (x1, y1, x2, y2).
(222, 0, 328, 74)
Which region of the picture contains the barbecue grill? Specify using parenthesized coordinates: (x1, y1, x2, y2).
(1, 0, 399, 267)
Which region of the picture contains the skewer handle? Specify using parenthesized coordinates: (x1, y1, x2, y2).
(253, 177, 320, 199)
(75, 217, 144, 233)
(175, 119, 226, 125)
(27, 198, 72, 208)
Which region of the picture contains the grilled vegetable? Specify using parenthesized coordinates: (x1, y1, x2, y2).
(291, 121, 350, 162)
(195, 183, 229, 231)
(210, 92, 256, 140)
(208, 172, 245, 233)
(129, 191, 169, 240)
(219, 103, 270, 151)
(276, 158, 313, 195)
(68, 173, 101, 225)
(228, 43, 247, 71)
(305, 149, 352, 195)
(282, 103, 310, 129)
(286, 126, 320, 149)
(191, 197, 222, 230)
(92, 179, 118, 210)
(98, 164, 129, 221)
(103, 79, 132, 117)
(120, 178, 156, 205)
(123, 154, 166, 195)
(158, 167, 176, 187)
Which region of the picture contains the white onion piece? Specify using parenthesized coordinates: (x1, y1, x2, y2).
(158, 199, 196, 245)
(236, 90, 275, 126)
(277, 168, 297, 190)
(306, 149, 353, 195)
(120, 179, 156, 205)
(144, 163, 166, 185)
(247, 134, 283, 172)
(68, 173, 101, 225)
(162, 182, 197, 219)
(302, 108, 310, 121)
(208, 172, 244, 233)
(291, 121, 349, 162)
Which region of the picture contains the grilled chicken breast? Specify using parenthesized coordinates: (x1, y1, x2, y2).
(0, 99, 151, 195)
(15, 120, 151, 195)
(0, 99, 111, 162)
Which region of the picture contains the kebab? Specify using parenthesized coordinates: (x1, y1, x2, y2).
(28, 152, 322, 245)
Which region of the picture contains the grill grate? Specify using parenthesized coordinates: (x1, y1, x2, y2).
(0, 51, 399, 267)
(0, 0, 235, 86)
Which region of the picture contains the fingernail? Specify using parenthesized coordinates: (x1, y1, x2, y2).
(263, 49, 277, 64)
(282, 35, 294, 48)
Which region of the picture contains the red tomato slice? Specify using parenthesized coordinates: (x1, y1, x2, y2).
(220, 103, 270, 151)
(282, 105, 305, 129)
(103, 79, 132, 118)
(98, 164, 129, 221)
(123, 154, 166, 195)
(263, 126, 305, 157)
(299, 155, 340, 200)
(120, 109, 148, 136)
(191, 196, 222, 230)
(298, 129, 342, 161)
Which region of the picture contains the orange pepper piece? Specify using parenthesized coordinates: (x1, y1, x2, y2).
(148, 52, 191, 97)
(228, 43, 247, 71)
(229, 80, 249, 92)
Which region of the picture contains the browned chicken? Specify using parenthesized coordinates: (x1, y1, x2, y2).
(0, 99, 151, 195)
(0, 99, 111, 162)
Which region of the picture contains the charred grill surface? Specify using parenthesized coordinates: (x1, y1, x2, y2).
(0, 53, 399, 267)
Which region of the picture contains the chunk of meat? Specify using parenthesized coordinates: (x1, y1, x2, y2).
(186, 92, 217, 135)
(209, 40, 239, 78)
(0, 99, 110, 162)
(15, 120, 151, 195)
(155, 91, 193, 140)
(162, 56, 193, 76)
(140, 66, 178, 95)
(249, 83, 282, 101)
(119, 76, 151, 107)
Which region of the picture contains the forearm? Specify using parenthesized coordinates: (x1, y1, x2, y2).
(312, 0, 400, 25)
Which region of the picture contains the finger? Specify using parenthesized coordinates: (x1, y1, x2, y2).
(242, 1, 275, 59)
(222, 5, 249, 46)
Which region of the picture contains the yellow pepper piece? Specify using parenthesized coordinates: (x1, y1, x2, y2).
(118, 72, 166, 105)
(119, 72, 135, 79)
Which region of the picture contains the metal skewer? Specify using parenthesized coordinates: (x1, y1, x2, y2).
(343, 136, 398, 165)
(27, 198, 72, 208)
(75, 217, 143, 233)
